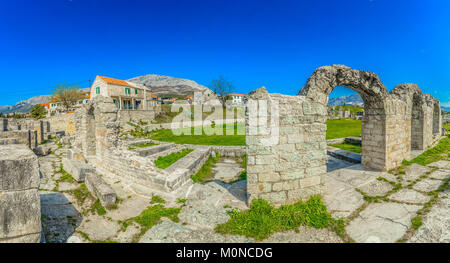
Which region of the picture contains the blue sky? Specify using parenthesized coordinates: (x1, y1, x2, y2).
(1, 0, 449, 106)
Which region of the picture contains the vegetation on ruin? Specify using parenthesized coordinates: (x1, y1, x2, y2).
(191, 152, 221, 183)
(402, 136, 450, 166)
(326, 119, 361, 140)
(215, 195, 345, 241)
(329, 142, 362, 153)
(154, 148, 194, 169)
(149, 123, 246, 146)
(150, 195, 166, 204)
(91, 199, 107, 216)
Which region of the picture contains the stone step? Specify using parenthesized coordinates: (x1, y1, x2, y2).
(327, 146, 361, 164)
(165, 147, 211, 177)
(62, 158, 96, 182)
(134, 143, 176, 157)
(85, 173, 116, 208)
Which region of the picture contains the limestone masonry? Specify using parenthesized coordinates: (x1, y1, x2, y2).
(245, 65, 443, 205)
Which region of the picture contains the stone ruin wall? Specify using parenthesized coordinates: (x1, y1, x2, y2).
(246, 65, 443, 205)
(72, 96, 181, 193)
(0, 144, 41, 243)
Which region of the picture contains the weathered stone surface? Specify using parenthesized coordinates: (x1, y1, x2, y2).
(429, 170, 450, 180)
(358, 179, 393, 197)
(33, 145, 52, 156)
(0, 144, 41, 243)
(428, 160, 450, 170)
(404, 163, 431, 181)
(0, 190, 41, 242)
(85, 173, 116, 208)
(408, 195, 450, 243)
(62, 158, 95, 182)
(212, 158, 244, 183)
(389, 189, 431, 204)
(413, 179, 443, 192)
(0, 144, 39, 191)
(346, 203, 421, 243)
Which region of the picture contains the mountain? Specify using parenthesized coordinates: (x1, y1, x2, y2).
(127, 74, 212, 98)
(328, 94, 364, 106)
(442, 106, 450, 112)
(0, 95, 52, 114)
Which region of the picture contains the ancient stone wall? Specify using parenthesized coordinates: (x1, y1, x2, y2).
(117, 109, 156, 124)
(45, 113, 75, 135)
(246, 65, 443, 205)
(0, 144, 41, 243)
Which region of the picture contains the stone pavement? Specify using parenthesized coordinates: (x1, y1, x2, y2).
(38, 143, 449, 243)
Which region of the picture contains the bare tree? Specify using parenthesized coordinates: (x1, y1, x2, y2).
(210, 76, 234, 106)
(51, 84, 85, 110)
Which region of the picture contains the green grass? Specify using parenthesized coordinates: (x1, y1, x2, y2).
(150, 123, 245, 146)
(154, 148, 194, 169)
(191, 153, 221, 183)
(91, 199, 107, 216)
(133, 142, 159, 148)
(215, 195, 344, 240)
(402, 136, 450, 166)
(150, 195, 166, 204)
(411, 216, 422, 230)
(329, 142, 362, 153)
(326, 119, 361, 140)
(444, 123, 450, 131)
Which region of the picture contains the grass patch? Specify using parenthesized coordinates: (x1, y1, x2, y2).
(444, 123, 450, 131)
(402, 136, 450, 166)
(215, 195, 342, 240)
(411, 217, 422, 230)
(70, 183, 92, 205)
(329, 142, 362, 153)
(149, 123, 245, 146)
(91, 199, 107, 216)
(191, 153, 221, 183)
(326, 119, 361, 140)
(154, 148, 194, 169)
(150, 195, 166, 204)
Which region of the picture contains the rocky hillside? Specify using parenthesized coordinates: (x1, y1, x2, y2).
(0, 95, 51, 114)
(127, 74, 212, 98)
(328, 94, 364, 106)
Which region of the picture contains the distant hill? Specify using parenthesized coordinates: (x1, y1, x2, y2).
(0, 95, 51, 114)
(328, 94, 363, 106)
(127, 74, 213, 98)
(442, 106, 450, 112)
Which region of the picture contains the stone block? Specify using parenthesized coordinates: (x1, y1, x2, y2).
(33, 145, 52, 156)
(0, 190, 41, 241)
(85, 173, 116, 208)
(0, 144, 39, 191)
(62, 158, 95, 182)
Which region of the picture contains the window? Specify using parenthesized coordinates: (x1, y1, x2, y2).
(135, 89, 138, 95)
(96, 86, 100, 94)
(125, 87, 131, 95)
(51, 103, 55, 107)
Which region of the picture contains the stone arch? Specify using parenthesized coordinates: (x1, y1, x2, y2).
(299, 65, 390, 170)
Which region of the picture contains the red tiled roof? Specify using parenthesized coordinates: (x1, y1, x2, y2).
(98, 76, 132, 87)
(228, 93, 245, 96)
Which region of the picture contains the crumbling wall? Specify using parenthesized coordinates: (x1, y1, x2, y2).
(117, 109, 156, 124)
(246, 65, 442, 205)
(0, 144, 41, 243)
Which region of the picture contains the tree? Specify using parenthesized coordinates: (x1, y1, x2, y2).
(51, 83, 85, 110)
(210, 76, 234, 106)
(30, 104, 47, 119)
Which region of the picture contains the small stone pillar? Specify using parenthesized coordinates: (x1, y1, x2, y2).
(0, 144, 41, 243)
